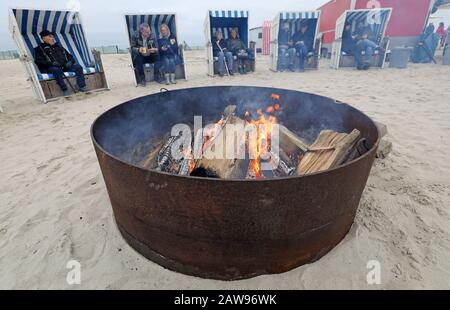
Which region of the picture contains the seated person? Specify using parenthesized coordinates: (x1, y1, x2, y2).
(354, 21, 376, 42)
(227, 28, 252, 75)
(425, 23, 435, 36)
(34, 30, 88, 97)
(342, 23, 357, 56)
(131, 23, 160, 86)
(412, 23, 440, 64)
(278, 23, 293, 71)
(355, 30, 379, 70)
(288, 22, 313, 71)
(158, 23, 180, 85)
(213, 30, 234, 76)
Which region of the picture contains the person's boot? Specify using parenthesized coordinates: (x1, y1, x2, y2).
(62, 90, 70, 97)
(165, 74, 171, 85)
(170, 73, 177, 84)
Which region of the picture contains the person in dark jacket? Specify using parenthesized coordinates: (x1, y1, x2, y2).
(227, 28, 250, 74)
(34, 30, 87, 97)
(354, 21, 376, 42)
(342, 23, 357, 55)
(425, 23, 435, 37)
(158, 23, 179, 85)
(213, 31, 234, 76)
(289, 22, 313, 71)
(131, 23, 160, 86)
(354, 23, 378, 70)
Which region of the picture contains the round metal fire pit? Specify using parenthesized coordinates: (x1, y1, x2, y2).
(91, 86, 379, 280)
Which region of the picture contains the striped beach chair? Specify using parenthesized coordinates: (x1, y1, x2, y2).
(330, 8, 392, 69)
(125, 13, 187, 85)
(204, 10, 255, 76)
(269, 11, 322, 72)
(8, 8, 109, 103)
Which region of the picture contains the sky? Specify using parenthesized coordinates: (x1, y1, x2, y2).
(0, 0, 329, 50)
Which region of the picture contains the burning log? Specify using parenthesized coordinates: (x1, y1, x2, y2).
(268, 151, 296, 177)
(156, 134, 181, 172)
(297, 129, 361, 175)
(178, 129, 204, 176)
(201, 105, 236, 151)
(140, 141, 164, 169)
(246, 164, 257, 180)
(193, 105, 250, 179)
(195, 114, 249, 179)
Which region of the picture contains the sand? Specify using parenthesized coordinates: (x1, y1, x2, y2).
(0, 51, 450, 289)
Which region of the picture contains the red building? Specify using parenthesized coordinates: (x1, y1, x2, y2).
(319, 0, 435, 50)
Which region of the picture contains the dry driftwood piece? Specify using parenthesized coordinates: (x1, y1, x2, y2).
(297, 129, 361, 175)
(195, 114, 249, 179)
(347, 138, 370, 162)
(279, 125, 310, 154)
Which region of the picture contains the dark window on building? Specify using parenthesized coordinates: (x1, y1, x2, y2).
(258, 32, 263, 39)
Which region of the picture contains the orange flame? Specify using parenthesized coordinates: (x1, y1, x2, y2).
(245, 104, 280, 179)
(271, 93, 281, 101)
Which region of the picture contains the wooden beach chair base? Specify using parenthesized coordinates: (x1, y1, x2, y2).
(39, 50, 109, 101)
(40, 72, 108, 100)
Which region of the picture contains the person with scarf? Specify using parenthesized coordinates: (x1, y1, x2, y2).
(227, 28, 250, 74)
(158, 24, 179, 85)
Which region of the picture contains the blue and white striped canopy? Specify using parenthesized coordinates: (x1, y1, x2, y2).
(208, 10, 249, 46)
(345, 9, 391, 44)
(125, 14, 177, 39)
(279, 11, 320, 20)
(278, 11, 321, 36)
(12, 9, 94, 69)
(209, 10, 248, 18)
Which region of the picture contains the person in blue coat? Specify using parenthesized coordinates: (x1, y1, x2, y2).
(158, 24, 179, 85)
(289, 22, 313, 72)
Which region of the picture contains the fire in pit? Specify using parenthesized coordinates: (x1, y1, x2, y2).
(91, 86, 380, 280)
(136, 95, 367, 181)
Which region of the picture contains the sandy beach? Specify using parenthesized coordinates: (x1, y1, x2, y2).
(0, 50, 450, 289)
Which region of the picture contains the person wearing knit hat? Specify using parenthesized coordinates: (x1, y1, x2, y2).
(34, 30, 88, 97)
